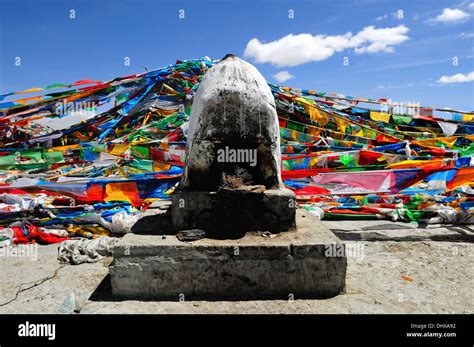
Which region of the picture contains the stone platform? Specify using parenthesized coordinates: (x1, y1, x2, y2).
(110, 210, 347, 300)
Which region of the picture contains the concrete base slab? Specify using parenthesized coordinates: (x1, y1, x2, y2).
(0, 244, 110, 314)
(109, 209, 347, 300)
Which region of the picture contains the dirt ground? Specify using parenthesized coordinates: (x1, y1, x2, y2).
(0, 220, 472, 314)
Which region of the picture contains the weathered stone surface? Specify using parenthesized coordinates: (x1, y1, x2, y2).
(171, 188, 296, 236)
(324, 220, 474, 242)
(171, 55, 295, 237)
(176, 229, 207, 242)
(84, 238, 474, 314)
(182, 55, 282, 191)
(0, 244, 110, 314)
(2, 230, 472, 314)
(110, 210, 346, 300)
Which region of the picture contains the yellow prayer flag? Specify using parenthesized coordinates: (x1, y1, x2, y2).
(110, 144, 130, 155)
(333, 116, 349, 133)
(389, 159, 444, 169)
(462, 114, 473, 122)
(370, 111, 391, 123)
(105, 182, 140, 205)
(414, 136, 458, 148)
(153, 162, 172, 172)
(16, 87, 43, 95)
(413, 139, 437, 148)
(13, 95, 42, 104)
(48, 144, 81, 152)
(307, 126, 322, 137)
(305, 105, 329, 126)
(437, 137, 458, 148)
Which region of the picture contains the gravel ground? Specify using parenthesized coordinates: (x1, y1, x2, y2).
(1, 221, 472, 314)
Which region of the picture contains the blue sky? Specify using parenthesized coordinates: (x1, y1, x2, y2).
(1, 0, 473, 111)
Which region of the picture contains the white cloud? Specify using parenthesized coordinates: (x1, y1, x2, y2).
(375, 11, 404, 21)
(438, 71, 474, 84)
(432, 8, 470, 23)
(468, 2, 474, 10)
(459, 32, 474, 38)
(244, 25, 410, 67)
(273, 71, 294, 83)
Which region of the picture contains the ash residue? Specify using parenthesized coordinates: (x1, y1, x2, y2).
(221, 174, 244, 189)
(220, 166, 254, 189)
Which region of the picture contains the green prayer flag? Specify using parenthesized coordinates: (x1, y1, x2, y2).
(43, 151, 64, 163)
(45, 83, 70, 89)
(131, 146, 149, 159)
(392, 114, 412, 125)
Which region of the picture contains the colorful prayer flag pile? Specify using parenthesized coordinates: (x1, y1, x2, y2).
(0, 57, 472, 247)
